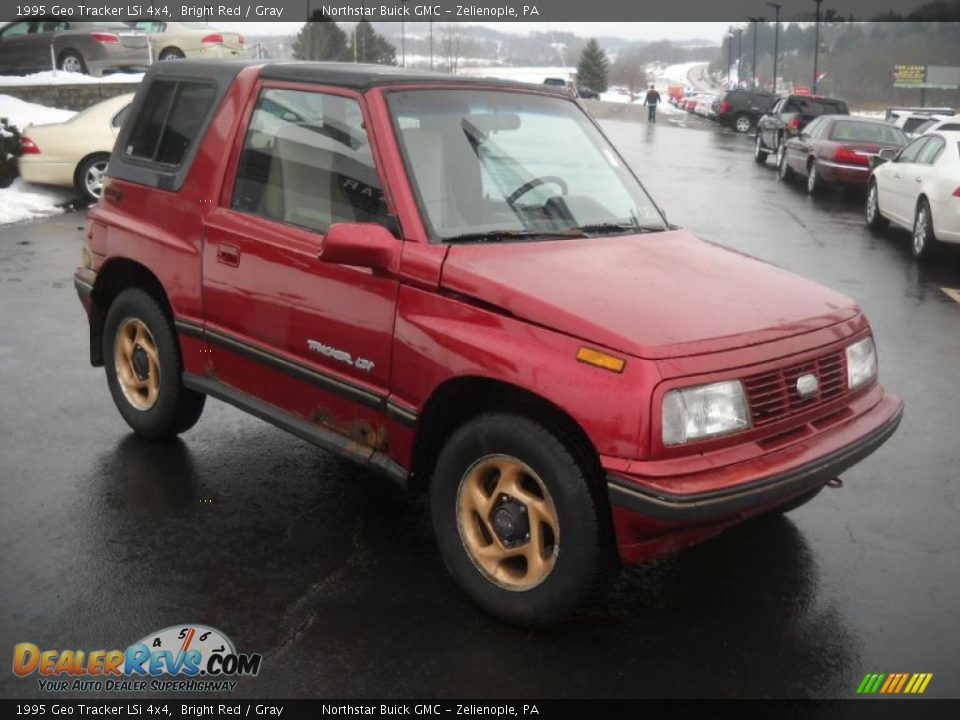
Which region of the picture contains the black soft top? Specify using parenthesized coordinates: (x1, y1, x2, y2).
(146, 58, 567, 94)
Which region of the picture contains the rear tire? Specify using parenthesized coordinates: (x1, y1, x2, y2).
(734, 113, 754, 134)
(58, 50, 87, 74)
(159, 48, 185, 60)
(754, 133, 768, 164)
(806, 160, 824, 195)
(865, 180, 889, 231)
(103, 288, 205, 439)
(430, 413, 610, 627)
(76, 153, 110, 203)
(912, 198, 938, 261)
(777, 144, 794, 181)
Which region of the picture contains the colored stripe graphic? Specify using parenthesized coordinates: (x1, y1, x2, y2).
(858, 673, 933, 694)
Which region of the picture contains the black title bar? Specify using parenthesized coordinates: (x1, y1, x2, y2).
(0, 0, 946, 22)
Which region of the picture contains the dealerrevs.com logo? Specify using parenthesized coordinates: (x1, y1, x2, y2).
(13, 625, 262, 693)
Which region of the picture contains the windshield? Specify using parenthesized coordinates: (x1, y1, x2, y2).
(829, 121, 907, 145)
(387, 89, 667, 243)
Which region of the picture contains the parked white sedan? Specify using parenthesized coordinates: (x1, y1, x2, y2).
(18, 93, 134, 202)
(866, 131, 960, 260)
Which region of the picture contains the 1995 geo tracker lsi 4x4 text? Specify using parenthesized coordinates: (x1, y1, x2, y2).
(73, 59, 903, 626)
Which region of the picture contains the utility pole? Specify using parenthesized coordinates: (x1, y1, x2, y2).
(737, 28, 743, 87)
(727, 32, 734, 86)
(747, 17, 763, 91)
(400, 0, 407, 67)
(767, 3, 781, 93)
(812, 0, 824, 92)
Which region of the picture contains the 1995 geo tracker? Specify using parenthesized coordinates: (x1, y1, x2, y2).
(73, 60, 903, 626)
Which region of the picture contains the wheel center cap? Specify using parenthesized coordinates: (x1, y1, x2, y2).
(131, 345, 150, 381)
(492, 501, 529, 545)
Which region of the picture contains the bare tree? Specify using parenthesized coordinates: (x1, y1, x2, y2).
(440, 24, 464, 74)
(609, 48, 648, 100)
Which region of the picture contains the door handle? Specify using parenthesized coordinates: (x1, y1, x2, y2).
(217, 243, 240, 267)
(914, 177, 922, 183)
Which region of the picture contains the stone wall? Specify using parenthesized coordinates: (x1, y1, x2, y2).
(0, 82, 140, 112)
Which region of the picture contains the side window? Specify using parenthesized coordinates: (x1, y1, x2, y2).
(916, 137, 944, 165)
(902, 117, 930, 134)
(1, 22, 33, 36)
(124, 80, 216, 166)
(784, 100, 801, 113)
(898, 137, 929, 164)
(938, 123, 960, 132)
(38, 22, 68, 33)
(231, 88, 389, 234)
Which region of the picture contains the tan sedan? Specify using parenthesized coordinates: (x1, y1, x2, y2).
(130, 22, 248, 61)
(18, 93, 134, 202)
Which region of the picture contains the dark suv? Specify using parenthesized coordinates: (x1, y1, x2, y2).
(755, 94, 849, 165)
(713, 89, 777, 134)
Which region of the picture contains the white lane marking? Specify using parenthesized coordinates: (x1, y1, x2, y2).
(941, 287, 960, 304)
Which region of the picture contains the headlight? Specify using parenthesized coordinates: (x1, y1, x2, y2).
(662, 380, 751, 446)
(846, 336, 878, 390)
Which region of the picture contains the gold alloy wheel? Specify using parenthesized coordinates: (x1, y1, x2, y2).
(114, 318, 161, 411)
(456, 454, 560, 591)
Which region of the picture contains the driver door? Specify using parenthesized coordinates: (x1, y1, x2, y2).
(202, 84, 401, 441)
(882, 137, 929, 224)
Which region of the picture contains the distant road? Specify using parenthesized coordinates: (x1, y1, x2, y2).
(687, 63, 714, 92)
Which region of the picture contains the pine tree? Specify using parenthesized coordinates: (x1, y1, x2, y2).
(0, 117, 23, 189)
(349, 20, 397, 65)
(576, 38, 609, 93)
(292, 11, 349, 61)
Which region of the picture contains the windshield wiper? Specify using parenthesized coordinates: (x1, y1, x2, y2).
(444, 229, 585, 244)
(573, 222, 666, 236)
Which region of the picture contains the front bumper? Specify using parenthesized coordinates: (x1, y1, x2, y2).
(608, 392, 902, 525)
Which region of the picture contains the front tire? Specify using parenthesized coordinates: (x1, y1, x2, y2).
(865, 180, 889, 231)
(430, 413, 610, 627)
(103, 288, 205, 438)
(912, 198, 938, 261)
(754, 133, 768, 164)
(76, 153, 110, 202)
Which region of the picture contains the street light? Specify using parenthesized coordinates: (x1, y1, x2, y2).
(767, 2, 781, 93)
(747, 17, 763, 91)
(812, 0, 824, 92)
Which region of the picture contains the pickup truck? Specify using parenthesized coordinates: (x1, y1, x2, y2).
(75, 60, 902, 626)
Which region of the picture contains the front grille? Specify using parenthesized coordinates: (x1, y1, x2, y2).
(743, 351, 849, 427)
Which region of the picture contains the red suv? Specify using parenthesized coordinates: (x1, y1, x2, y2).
(74, 61, 902, 626)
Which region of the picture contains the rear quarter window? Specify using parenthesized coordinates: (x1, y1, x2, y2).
(124, 79, 216, 167)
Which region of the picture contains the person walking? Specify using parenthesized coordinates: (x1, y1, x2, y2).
(643, 85, 661, 123)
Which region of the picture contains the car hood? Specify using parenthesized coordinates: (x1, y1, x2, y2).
(439, 230, 860, 359)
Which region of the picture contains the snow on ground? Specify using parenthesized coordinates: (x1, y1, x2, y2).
(0, 71, 144, 87)
(0, 179, 71, 226)
(0, 94, 75, 129)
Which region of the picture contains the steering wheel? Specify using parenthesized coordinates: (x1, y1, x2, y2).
(506, 175, 569, 205)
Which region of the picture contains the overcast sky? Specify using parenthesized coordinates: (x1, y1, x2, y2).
(219, 21, 733, 43)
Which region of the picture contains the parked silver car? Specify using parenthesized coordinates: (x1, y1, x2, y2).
(0, 21, 148, 77)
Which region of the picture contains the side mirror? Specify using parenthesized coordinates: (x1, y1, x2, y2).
(319, 223, 400, 273)
(879, 148, 899, 161)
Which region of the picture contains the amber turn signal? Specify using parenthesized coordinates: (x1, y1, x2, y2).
(576, 347, 625, 373)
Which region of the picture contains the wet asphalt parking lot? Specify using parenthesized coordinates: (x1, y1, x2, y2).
(1, 113, 959, 700)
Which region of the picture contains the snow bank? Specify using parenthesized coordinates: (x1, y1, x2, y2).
(0, 94, 75, 129)
(0, 71, 144, 87)
(0, 179, 71, 226)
